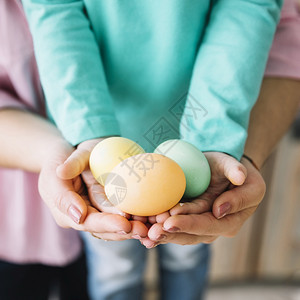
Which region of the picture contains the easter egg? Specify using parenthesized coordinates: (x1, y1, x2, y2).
(89, 137, 145, 185)
(104, 153, 186, 216)
(154, 139, 211, 198)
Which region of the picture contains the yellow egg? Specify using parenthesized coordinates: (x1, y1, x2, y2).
(104, 153, 186, 216)
(89, 137, 145, 185)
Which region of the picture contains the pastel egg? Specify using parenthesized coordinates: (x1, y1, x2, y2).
(154, 139, 211, 198)
(104, 153, 186, 216)
(89, 137, 145, 185)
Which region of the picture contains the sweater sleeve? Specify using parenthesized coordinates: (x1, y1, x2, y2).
(22, 0, 121, 145)
(182, 0, 283, 160)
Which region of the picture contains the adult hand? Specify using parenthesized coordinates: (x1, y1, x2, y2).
(55, 138, 149, 240)
(146, 151, 247, 225)
(140, 153, 265, 247)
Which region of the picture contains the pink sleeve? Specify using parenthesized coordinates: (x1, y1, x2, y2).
(0, 66, 28, 110)
(0, 60, 45, 114)
(265, 0, 300, 79)
(0, 0, 45, 114)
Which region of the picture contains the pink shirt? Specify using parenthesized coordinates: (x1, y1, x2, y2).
(265, 0, 300, 78)
(0, 0, 299, 266)
(0, 0, 82, 266)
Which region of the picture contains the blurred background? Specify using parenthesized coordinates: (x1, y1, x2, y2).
(143, 113, 300, 299)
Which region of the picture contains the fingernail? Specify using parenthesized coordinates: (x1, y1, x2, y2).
(155, 234, 166, 241)
(146, 242, 159, 249)
(163, 226, 180, 232)
(117, 230, 128, 235)
(139, 240, 158, 249)
(68, 205, 82, 224)
(216, 202, 231, 219)
(132, 234, 142, 239)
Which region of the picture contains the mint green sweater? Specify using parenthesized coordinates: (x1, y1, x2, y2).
(23, 0, 282, 159)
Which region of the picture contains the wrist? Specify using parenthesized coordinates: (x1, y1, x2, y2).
(242, 154, 260, 171)
(39, 137, 74, 172)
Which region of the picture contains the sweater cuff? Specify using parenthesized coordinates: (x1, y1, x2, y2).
(61, 116, 121, 146)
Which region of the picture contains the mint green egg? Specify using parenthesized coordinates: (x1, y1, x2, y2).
(154, 139, 211, 198)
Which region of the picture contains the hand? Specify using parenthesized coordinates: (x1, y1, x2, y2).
(55, 138, 149, 240)
(140, 153, 265, 247)
(39, 139, 137, 240)
(39, 138, 148, 241)
(146, 152, 247, 225)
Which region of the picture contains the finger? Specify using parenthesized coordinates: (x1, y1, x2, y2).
(57, 138, 107, 180)
(129, 220, 149, 238)
(155, 233, 216, 245)
(146, 223, 169, 241)
(56, 190, 89, 224)
(155, 211, 170, 223)
(89, 182, 129, 217)
(139, 238, 160, 249)
(56, 147, 90, 180)
(77, 209, 133, 234)
(169, 199, 211, 216)
(81, 170, 132, 218)
(91, 232, 129, 242)
(131, 215, 148, 223)
(162, 212, 230, 236)
(212, 184, 263, 219)
(148, 215, 157, 224)
(73, 176, 87, 196)
(39, 165, 88, 224)
(92, 220, 149, 240)
(223, 155, 247, 186)
(213, 161, 265, 219)
(141, 226, 215, 247)
(146, 223, 215, 245)
(163, 208, 256, 238)
(139, 224, 162, 248)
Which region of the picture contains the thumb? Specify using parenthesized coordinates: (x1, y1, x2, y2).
(223, 156, 247, 186)
(212, 173, 265, 220)
(213, 158, 266, 219)
(56, 147, 90, 180)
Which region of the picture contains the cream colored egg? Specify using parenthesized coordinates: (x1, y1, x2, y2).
(104, 153, 186, 216)
(89, 137, 145, 185)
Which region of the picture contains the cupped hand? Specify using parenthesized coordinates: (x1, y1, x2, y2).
(54, 138, 149, 240)
(147, 152, 247, 225)
(140, 153, 265, 248)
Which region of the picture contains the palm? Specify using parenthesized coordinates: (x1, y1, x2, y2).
(190, 152, 234, 209)
(81, 169, 131, 217)
(165, 151, 246, 217)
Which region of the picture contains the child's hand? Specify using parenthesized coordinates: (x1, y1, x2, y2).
(139, 153, 265, 248)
